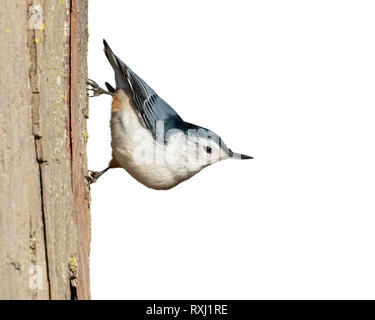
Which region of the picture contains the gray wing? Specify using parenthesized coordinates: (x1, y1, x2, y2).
(125, 67, 184, 140)
(103, 40, 184, 141)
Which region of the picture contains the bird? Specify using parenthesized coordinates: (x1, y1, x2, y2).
(87, 40, 252, 190)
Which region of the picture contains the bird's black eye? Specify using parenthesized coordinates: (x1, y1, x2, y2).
(205, 146, 212, 154)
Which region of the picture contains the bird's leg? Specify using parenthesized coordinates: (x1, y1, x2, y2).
(87, 167, 111, 184)
(87, 79, 114, 97)
(87, 158, 120, 184)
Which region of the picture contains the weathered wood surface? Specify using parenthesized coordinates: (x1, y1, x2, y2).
(0, 0, 90, 299)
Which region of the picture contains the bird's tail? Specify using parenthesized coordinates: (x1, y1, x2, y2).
(103, 39, 130, 92)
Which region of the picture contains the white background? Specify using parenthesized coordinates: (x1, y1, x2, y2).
(88, 0, 375, 299)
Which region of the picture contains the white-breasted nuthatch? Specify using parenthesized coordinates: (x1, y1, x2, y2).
(87, 40, 252, 190)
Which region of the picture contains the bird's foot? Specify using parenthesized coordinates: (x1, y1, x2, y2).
(87, 79, 114, 97)
(86, 167, 110, 184)
(86, 170, 101, 184)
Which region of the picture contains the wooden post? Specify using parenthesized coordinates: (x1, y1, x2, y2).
(0, 0, 90, 299)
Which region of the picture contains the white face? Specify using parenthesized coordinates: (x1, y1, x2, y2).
(190, 136, 228, 165)
(167, 133, 229, 174)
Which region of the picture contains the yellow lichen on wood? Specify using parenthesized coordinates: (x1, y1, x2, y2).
(82, 130, 88, 144)
(68, 256, 78, 273)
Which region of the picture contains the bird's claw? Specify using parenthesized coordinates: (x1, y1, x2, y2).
(86, 170, 101, 184)
(87, 79, 114, 97)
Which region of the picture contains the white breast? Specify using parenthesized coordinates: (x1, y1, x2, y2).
(110, 90, 200, 190)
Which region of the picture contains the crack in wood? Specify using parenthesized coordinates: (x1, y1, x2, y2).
(7, 261, 22, 271)
(27, 1, 51, 299)
(68, 0, 73, 184)
(68, 0, 76, 301)
(68, 256, 78, 300)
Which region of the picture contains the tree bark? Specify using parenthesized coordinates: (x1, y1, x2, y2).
(0, 0, 90, 299)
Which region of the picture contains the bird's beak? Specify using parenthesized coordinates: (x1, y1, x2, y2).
(228, 149, 253, 160)
(240, 154, 253, 160)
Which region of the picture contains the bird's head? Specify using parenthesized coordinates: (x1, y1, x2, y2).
(172, 123, 252, 173)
